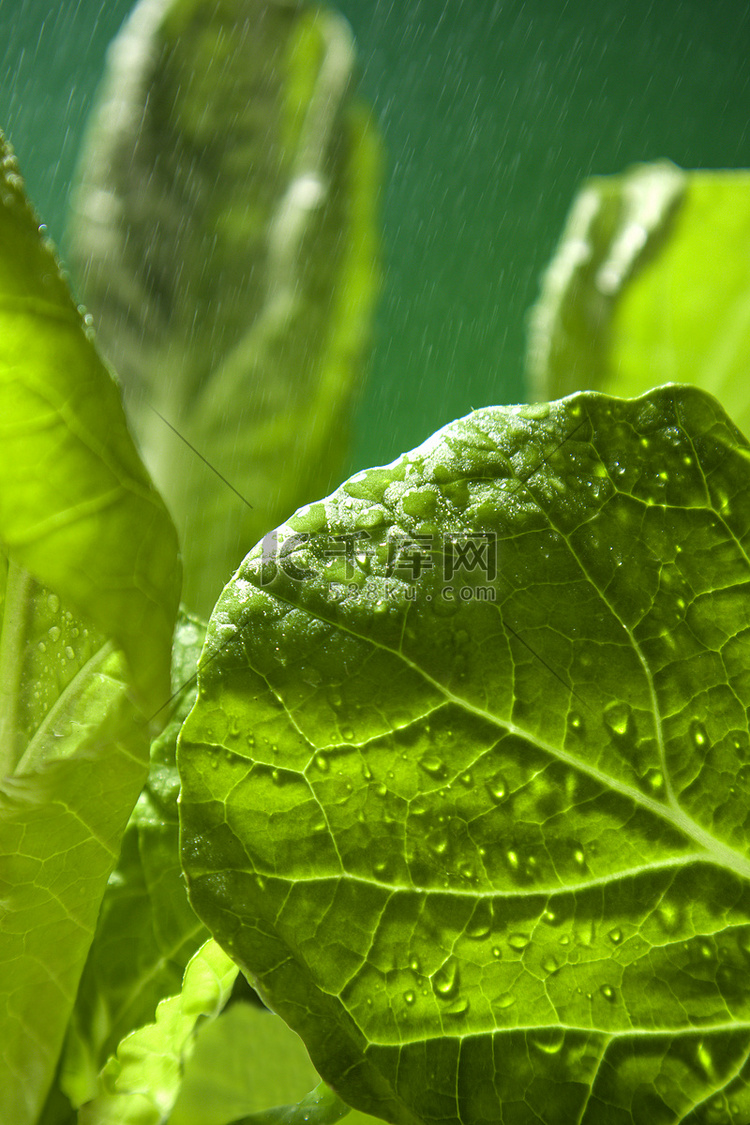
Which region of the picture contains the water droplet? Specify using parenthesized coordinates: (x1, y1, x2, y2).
(542, 953, 561, 975)
(508, 932, 530, 952)
(373, 859, 388, 877)
(48, 593, 60, 614)
(459, 771, 473, 787)
(494, 991, 515, 1009)
(419, 754, 447, 779)
(466, 902, 492, 939)
(573, 846, 586, 868)
(427, 829, 449, 856)
(48, 625, 61, 642)
(656, 901, 681, 934)
(431, 958, 460, 1000)
(341, 727, 355, 742)
(329, 690, 342, 708)
(600, 985, 616, 1002)
(542, 908, 564, 927)
(531, 1028, 565, 1054)
(486, 773, 508, 803)
(409, 957, 421, 973)
(603, 701, 636, 741)
(568, 712, 584, 734)
(690, 719, 708, 750)
(38, 641, 46, 653)
(314, 753, 329, 772)
(608, 927, 623, 945)
(444, 997, 469, 1017)
(403, 990, 415, 1005)
(642, 768, 665, 795)
(491, 946, 502, 959)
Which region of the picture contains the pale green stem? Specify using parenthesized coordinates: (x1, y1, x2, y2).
(0, 556, 32, 778)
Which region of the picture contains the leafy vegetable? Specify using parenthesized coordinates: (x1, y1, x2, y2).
(0, 131, 180, 1125)
(179, 383, 750, 1125)
(0, 133, 180, 715)
(61, 614, 208, 1110)
(79, 937, 238, 1125)
(528, 161, 750, 432)
(67, 0, 381, 613)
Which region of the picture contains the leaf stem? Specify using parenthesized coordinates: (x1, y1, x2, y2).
(0, 555, 33, 777)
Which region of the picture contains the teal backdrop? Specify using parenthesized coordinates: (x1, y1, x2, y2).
(1, 0, 749, 472)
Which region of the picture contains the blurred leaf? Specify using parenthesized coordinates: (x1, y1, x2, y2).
(0, 132, 180, 1125)
(527, 162, 750, 431)
(79, 939, 237, 1125)
(61, 614, 208, 1109)
(180, 384, 750, 1125)
(68, 0, 381, 614)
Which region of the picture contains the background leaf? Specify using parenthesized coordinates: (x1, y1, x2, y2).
(61, 614, 208, 1109)
(79, 938, 237, 1125)
(180, 384, 750, 1125)
(68, 0, 381, 614)
(0, 132, 180, 1125)
(527, 161, 750, 429)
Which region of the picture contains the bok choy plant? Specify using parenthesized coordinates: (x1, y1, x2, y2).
(2, 1, 750, 1124)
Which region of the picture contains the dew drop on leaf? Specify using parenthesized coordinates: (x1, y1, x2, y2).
(486, 773, 508, 803)
(690, 719, 708, 749)
(608, 927, 623, 945)
(431, 958, 460, 1000)
(542, 953, 561, 975)
(603, 701, 636, 740)
(419, 754, 448, 779)
(403, 990, 415, 1006)
(466, 903, 492, 940)
(531, 1028, 565, 1055)
(444, 997, 470, 1017)
(600, 984, 616, 1002)
(494, 992, 515, 1010)
(314, 753, 329, 772)
(508, 932, 530, 952)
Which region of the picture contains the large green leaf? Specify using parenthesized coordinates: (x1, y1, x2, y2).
(68, 0, 381, 614)
(180, 384, 750, 1125)
(0, 134, 179, 714)
(61, 614, 208, 1110)
(0, 133, 180, 1124)
(527, 161, 750, 431)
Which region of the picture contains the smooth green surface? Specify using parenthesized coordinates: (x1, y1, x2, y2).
(0, 133, 180, 1125)
(170, 1001, 320, 1125)
(79, 938, 237, 1125)
(68, 0, 380, 613)
(528, 162, 750, 430)
(180, 384, 750, 1125)
(0, 133, 179, 714)
(62, 614, 208, 1108)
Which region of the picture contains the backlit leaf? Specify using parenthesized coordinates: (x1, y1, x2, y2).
(180, 384, 750, 1125)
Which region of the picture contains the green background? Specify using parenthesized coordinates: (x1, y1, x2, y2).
(1, 0, 749, 471)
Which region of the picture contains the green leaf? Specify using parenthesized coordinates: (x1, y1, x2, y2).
(68, 0, 381, 614)
(0, 133, 180, 715)
(527, 161, 750, 432)
(0, 132, 180, 1125)
(79, 938, 237, 1125)
(61, 613, 208, 1109)
(180, 385, 750, 1125)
